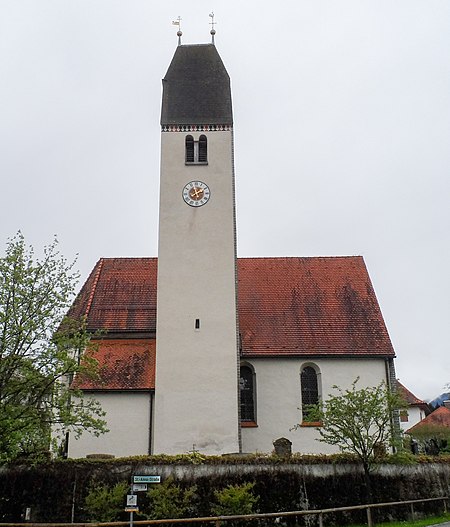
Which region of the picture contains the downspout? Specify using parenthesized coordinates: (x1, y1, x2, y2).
(385, 358, 401, 452)
(148, 391, 154, 455)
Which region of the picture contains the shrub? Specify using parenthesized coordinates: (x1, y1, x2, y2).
(211, 482, 259, 516)
(145, 477, 197, 519)
(84, 481, 128, 522)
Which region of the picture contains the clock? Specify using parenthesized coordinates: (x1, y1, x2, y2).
(182, 181, 211, 207)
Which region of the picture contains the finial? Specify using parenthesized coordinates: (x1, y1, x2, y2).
(209, 12, 216, 44)
(172, 16, 182, 45)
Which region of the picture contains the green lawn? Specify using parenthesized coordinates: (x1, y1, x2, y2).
(350, 512, 450, 527)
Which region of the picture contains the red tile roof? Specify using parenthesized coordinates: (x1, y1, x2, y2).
(238, 257, 394, 357)
(75, 339, 155, 390)
(407, 406, 450, 433)
(69, 258, 157, 334)
(72, 256, 394, 359)
(397, 381, 426, 407)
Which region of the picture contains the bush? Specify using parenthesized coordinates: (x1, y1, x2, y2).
(84, 481, 128, 522)
(145, 477, 197, 519)
(211, 482, 259, 516)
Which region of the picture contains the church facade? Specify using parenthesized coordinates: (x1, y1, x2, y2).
(66, 41, 396, 458)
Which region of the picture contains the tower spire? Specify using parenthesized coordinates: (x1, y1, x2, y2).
(209, 12, 216, 44)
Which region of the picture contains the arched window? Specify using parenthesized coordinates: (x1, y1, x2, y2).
(240, 364, 256, 422)
(198, 135, 207, 163)
(185, 135, 194, 163)
(185, 134, 208, 164)
(300, 365, 319, 421)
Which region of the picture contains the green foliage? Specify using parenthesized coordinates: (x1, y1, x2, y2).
(385, 450, 417, 465)
(211, 482, 259, 516)
(305, 379, 404, 471)
(0, 233, 107, 461)
(409, 424, 450, 455)
(145, 477, 197, 519)
(84, 480, 128, 522)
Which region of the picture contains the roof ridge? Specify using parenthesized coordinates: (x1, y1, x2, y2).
(84, 259, 104, 319)
(238, 256, 363, 260)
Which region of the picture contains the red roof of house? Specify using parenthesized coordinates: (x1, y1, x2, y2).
(69, 258, 158, 334)
(238, 257, 393, 357)
(407, 406, 450, 433)
(71, 256, 394, 358)
(397, 381, 427, 407)
(74, 339, 156, 390)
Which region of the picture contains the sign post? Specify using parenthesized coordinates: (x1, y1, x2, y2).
(126, 492, 139, 527)
(127, 475, 160, 525)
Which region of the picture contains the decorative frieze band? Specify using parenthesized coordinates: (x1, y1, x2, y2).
(161, 124, 233, 132)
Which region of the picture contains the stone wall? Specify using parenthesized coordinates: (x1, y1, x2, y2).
(0, 460, 449, 523)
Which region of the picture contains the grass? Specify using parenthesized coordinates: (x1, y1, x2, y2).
(350, 512, 450, 527)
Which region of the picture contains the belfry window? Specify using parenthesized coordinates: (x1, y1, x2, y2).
(240, 364, 256, 423)
(300, 365, 319, 422)
(198, 135, 207, 162)
(185, 134, 208, 164)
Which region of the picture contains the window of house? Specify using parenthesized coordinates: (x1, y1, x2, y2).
(240, 364, 256, 423)
(400, 409, 409, 422)
(185, 134, 208, 164)
(301, 365, 319, 422)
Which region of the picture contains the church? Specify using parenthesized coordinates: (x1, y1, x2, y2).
(66, 35, 397, 458)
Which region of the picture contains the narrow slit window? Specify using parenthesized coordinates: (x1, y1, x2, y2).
(195, 318, 200, 330)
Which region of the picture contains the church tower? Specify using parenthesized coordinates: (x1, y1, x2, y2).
(153, 41, 240, 454)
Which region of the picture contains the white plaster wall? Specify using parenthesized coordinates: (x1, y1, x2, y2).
(241, 358, 389, 454)
(400, 406, 424, 431)
(67, 392, 151, 459)
(154, 130, 240, 455)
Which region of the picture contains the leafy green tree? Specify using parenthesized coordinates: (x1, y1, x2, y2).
(211, 482, 259, 516)
(410, 424, 450, 455)
(145, 477, 198, 519)
(84, 481, 128, 522)
(305, 379, 404, 502)
(0, 233, 106, 461)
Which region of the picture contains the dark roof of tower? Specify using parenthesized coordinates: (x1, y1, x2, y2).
(161, 44, 233, 126)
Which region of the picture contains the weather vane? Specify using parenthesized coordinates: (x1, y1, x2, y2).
(209, 12, 216, 44)
(172, 16, 182, 45)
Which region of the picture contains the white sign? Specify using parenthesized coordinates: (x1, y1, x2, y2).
(132, 483, 148, 492)
(127, 495, 138, 507)
(133, 475, 161, 483)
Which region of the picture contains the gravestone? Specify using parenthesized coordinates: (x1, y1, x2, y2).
(273, 437, 292, 457)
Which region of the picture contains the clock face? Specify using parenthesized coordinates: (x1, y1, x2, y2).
(182, 181, 211, 207)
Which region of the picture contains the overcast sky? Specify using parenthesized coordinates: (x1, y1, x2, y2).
(1, 1, 449, 401)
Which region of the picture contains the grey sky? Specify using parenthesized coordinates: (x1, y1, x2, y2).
(1, 1, 449, 401)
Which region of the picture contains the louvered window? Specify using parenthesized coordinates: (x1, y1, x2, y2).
(301, 366, 319, 420)
(185, 135, 194, 163)
(240, 365, 255, 422)
(185, 135, 208, 164)
(198, 135, 207, 162)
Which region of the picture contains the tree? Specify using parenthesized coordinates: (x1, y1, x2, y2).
(305, 378, 404, 502)
(84, 481, 129, 522)
(410, 424, 450, 455)
(145, 477, 198, 519)
(211, 482, 259, 516)
(0, 233, 106, 461)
